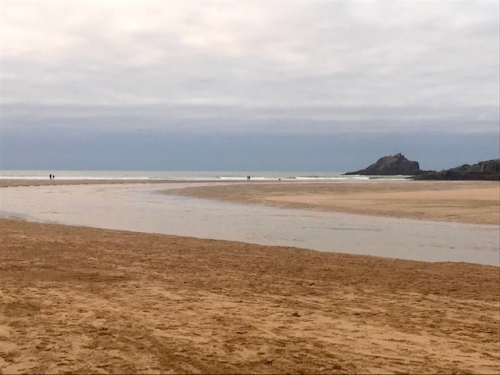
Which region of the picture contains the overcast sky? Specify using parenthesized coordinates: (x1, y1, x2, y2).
(1, 0, 499, 171)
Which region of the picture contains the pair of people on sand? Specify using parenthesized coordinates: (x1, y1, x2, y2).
(49, 174, 55, 179)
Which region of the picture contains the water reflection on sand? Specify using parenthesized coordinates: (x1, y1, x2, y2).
(1, 183, 498, 266)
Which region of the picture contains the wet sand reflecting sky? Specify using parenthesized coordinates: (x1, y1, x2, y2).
(1, 183, 498, 266)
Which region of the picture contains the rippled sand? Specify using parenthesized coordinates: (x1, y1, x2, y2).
(1, 218, 499, 374)
(1, 180, 499, 373)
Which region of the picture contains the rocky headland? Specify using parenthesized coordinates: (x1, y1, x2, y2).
(344, 153, 499, 180)
(343, 153, 428, 176)
(415, 158, 500, 181)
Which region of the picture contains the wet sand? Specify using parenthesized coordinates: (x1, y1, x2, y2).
(172, 181, 500, 225)
(0, 179, 184, 188)
(2, 182, 498, 265)
(3, 179, 498, 225)
(1, 218, 499, 374)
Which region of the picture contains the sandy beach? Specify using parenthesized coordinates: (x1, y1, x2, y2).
(1, 218, 499, 374)
(3, 0, 498, 373)
(0, 180, 499, 373)
(171, 180, 500, 225)
(3, 179, 498, 225)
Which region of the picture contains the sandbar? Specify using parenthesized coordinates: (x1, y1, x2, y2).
(172, 181, 500, 225)
(4, 179, 498, 226)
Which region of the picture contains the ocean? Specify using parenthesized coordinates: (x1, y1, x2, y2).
(0, 170, 409, 181)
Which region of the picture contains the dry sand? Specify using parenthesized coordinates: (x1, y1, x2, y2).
(172, 181, 500, 225)
(1, 218, 499, 374)
(1, 180, 499, 373)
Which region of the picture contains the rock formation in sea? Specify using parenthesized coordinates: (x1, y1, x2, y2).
(415, 159, 500, 181)
(343, 153, 425, 176)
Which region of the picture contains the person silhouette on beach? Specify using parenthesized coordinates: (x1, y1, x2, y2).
(49, 174, 52, 179)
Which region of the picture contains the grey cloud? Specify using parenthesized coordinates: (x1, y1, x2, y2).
(2, 102, 498, 137)
(1, 1, 499, 135)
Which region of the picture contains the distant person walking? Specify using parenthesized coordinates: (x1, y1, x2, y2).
(49, 174, 52, 179)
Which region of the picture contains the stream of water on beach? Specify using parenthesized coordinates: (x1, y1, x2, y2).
(1, 183, 498, 266)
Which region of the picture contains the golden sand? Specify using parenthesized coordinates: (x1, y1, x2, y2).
(0, 218, 498, 374)
(3, 179, 498, 225)
(1, 180, 499, 373)
(172, 181, 500, 225)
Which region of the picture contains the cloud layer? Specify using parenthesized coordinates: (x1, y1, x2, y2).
(1, 0, 499, 135)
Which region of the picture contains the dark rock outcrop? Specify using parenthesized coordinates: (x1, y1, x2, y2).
(344, 153, 425, 176)
(415, 159, 500, 181)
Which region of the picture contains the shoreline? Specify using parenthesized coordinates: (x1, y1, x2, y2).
(0, 179, 212, 188)
(169, 180, 500, 225)
(0, 182, 499, 265)
(0, 178, 325, 188)
(2, 179, 498, 225)
(1, 217, 498, 373)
